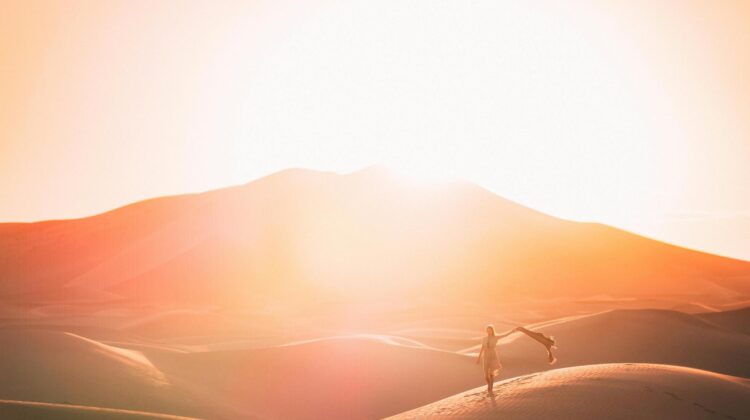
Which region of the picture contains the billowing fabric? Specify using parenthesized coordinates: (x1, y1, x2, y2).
(516, 326, 557, 365)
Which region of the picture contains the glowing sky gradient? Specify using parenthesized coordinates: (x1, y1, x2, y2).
(2, 0, 749, 260)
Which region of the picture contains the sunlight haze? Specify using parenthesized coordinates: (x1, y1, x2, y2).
(1, 0, 749, 260)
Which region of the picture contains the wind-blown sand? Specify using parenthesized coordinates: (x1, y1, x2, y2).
(388, 364, 750, 419)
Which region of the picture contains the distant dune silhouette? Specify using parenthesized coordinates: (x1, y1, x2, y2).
(1, 167, 748, 309)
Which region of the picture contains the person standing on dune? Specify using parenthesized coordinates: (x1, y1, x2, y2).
(476, 325, 513, 393)
(476, 324, 557, 393)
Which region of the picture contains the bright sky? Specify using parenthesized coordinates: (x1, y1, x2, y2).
(1, 0, 749, 260)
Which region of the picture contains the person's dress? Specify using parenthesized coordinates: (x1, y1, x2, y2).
(481, 335, 502, 376)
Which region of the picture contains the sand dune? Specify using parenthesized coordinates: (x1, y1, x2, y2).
(120, 309, 259, 342)
(450, 308, 750, 379)
(0, 399, 200, 420)
(142, 307, 749, 418)
(1, 168, 747, 418)
(0, 303, 747, 419)
(388, 363, 750, 419)
(392, 308, 750, 378)
(1, 306, 748, 419)
(2, 168, 749, 310)
(0, 327, 210, 418)
(146, 335, 482, 419)
(698, 306, 750, 335)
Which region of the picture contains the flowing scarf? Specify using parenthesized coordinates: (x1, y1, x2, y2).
(515, 326, 557, 365)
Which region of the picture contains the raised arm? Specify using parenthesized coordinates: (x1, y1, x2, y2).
(496, 327, 519, 339)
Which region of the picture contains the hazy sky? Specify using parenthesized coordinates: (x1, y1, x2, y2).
(2, 0, 749, 260)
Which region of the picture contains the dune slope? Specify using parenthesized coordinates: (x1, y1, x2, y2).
(399, 308, 750, 379)
(1, 168, 749, 310)
(388, 363, 750, 419)
(0, 327, 208, 418)
(0, 400, 200, 420)
(147, 335, 483, 420)
(496, 308, 750, 378)
(698, 306, 750, 335)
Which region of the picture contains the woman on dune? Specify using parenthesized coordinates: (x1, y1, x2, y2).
(476, 324, 557, 393)
(476, 325, 513, 393)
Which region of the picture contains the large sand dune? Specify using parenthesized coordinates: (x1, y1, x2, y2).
(2, 168, 748, 311)
(388, 363, 750, 419)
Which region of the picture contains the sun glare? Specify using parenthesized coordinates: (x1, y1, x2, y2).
(385, 164, 457, 188)
(226, 0, 664, 222)
(2, 0, 749, 259)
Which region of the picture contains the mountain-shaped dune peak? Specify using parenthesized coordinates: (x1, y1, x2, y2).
(0, 167, 748, 311)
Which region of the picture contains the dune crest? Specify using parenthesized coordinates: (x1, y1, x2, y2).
(2, 168, 749, 310)
(388, 363, 750, 419)
(64, 333, 170, 387)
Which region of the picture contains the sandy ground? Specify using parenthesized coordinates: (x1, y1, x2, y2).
(0, 305, 747, 419)
(388, 363, 750, 419)
(0, 327, 212, 418)
(0, 400, 200, 420)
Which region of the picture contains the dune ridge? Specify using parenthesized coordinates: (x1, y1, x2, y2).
(1, 306, 748, 419)
(387, 363, 750, 419)
(0, 169, 748, 418)
(0, 327, 210, 418)
(2, 168, 749, 310)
